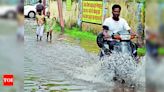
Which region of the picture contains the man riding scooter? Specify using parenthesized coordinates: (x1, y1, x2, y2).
(97, 4, 138, 59)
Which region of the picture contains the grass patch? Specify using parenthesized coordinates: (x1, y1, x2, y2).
(53, 25, 96, 41)
(65, 27, 96, 41)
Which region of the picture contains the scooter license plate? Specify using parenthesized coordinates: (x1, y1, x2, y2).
(120, 35, 131, 40)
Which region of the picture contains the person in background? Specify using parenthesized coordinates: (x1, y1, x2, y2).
(45, 11, 56, 42)
(17, 1, 24, 42)
(45, 11, 52, 41)
(36, 0, 44, 15)
(36, 12, 45, 41)
(51, 15, 57, 40)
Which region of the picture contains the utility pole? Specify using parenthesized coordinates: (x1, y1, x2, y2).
(43, 0, 46, 15)
(57, 0, 65, 34)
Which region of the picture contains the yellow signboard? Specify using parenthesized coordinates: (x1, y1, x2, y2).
(82, 1, 103, 24)
(66, 0, 72, 11)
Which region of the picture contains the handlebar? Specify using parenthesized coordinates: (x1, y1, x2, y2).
(112, 34, 136, 40)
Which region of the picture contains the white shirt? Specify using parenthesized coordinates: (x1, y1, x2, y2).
(103, 17, 131, 36)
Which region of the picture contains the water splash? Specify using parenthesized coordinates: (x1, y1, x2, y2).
(72, 51, 145, 89)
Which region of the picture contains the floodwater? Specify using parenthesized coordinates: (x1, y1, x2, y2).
(24, 19, 145, 92)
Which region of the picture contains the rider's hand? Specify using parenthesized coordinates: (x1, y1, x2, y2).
(130, 31, 138, 38)
(129, 30, 136, 35)
(130, 31, 136, 35)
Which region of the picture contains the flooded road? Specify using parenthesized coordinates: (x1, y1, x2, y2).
(24, 19, 145, 92)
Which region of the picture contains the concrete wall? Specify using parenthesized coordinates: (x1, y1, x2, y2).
(49, 0, 143, 36)
(49, 0, 78, 28)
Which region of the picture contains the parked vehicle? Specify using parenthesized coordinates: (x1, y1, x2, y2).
(24, 2, 48, 18)
(0, 0, 17, 19)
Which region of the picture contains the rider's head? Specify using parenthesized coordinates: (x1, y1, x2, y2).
(112, 4, 121, 21)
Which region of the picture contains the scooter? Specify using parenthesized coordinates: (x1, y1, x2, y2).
(98, 31, 138, 86)
(98, 30, 138, 60)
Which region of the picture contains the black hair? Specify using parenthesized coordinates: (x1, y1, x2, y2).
(102, 25, 109, 30)
(39, 0, 42, 3)
(112, 4, 121, 11)
(17, 3, 24, 14)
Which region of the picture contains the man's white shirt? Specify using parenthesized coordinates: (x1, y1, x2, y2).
(103, 17, 131, 36)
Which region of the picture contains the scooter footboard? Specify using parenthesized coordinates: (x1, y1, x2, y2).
(120, 42, 132, 55)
